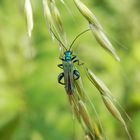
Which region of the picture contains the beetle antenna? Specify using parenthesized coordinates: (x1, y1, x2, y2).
(69, 29, 91, 51)
(50, 28, 67, 51)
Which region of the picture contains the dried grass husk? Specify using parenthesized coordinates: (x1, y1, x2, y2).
(25, 0, 34, 37)
(50, 0, 67, 45)
(73, 0, 120, 61)
(85, 67, 132, 140)
(89, 23, 120, 61)
(73, 0, 102, 30)
(75, 77, 86, 102)
(85, 68, 111, 97)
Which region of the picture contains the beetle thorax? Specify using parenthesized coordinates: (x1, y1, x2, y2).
(64, 51, 72, 61)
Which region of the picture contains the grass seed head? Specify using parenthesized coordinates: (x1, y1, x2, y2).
(73, 0, 120, 61)
(42, 0, 54, 33)
(85, 67, 131, 139)
(59, 43, 65, 58)
(50, 0, 65, 39)
(86, 68, 125, 127)
(102, 95, 132, 140)
(75, 77, 86, 101)
(68, 92, 103, 139)
(68, 95, 81, 122)
(89, 23, 120, 61)
(43, 0, 67, 51)
(102, 95, 126, 126)
(73, 0, 102, 30)
(85, 68, 111, 97)
(85, 134, 92, 140)
(25, 0, 34, 37)
(92, 122, 103, 140)
(78, 100, 96, 138)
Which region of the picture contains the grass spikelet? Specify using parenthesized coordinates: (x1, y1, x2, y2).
(78, 100, 103, 140)
(73, 0, 120, 61)
(42, 0, 54, 34)
(68, 95, 81, 123)
(85, 67, 132, 139)
(92, 122, 103, 140)
(25, 0, 33, 37)
(75, 77, 86, 102)
(69, 79, 104, 139)
(89, 23, 120, 61)
(69, 94, 95, 138)
(102, 95, 126, 125)
(78, 100, 95, 138)
(42, 0, 58, 38)
(85, 135, 92, 140)
(78, 100, 93, 131)
(42, 0, 67, 52)
(59, 43, 65, 59)
(60, 0, 65, 4)
(50, 0, 67, 45)
(102, 95, 132, 140)
(73, 0, 102, 30)
(74, 76, 104, 139)
(85, 67, 131, 121)
(50, 0, 64, 35)
(85, 68, 111, 97)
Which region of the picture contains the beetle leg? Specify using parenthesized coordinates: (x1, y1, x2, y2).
(73, 70, 80, 80)
(59, 56, 65, 61)
(72, 55, 77, 61)
(73, 59, 84, 66)
(58, 64, 63, 69)
(58, 73, 65, 85)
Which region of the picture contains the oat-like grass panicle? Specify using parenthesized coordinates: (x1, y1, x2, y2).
(25, 0, 130, 139)
(73, 0, 120, 61)
(85, 68, 132, 140)
(25, 0, 34, 37)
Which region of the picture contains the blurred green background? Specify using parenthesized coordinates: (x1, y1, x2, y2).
(0, 0, 140, 140)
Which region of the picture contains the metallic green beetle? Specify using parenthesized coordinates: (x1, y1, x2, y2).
(51, 29, 90, 95)
(58, 50, 80, 95)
